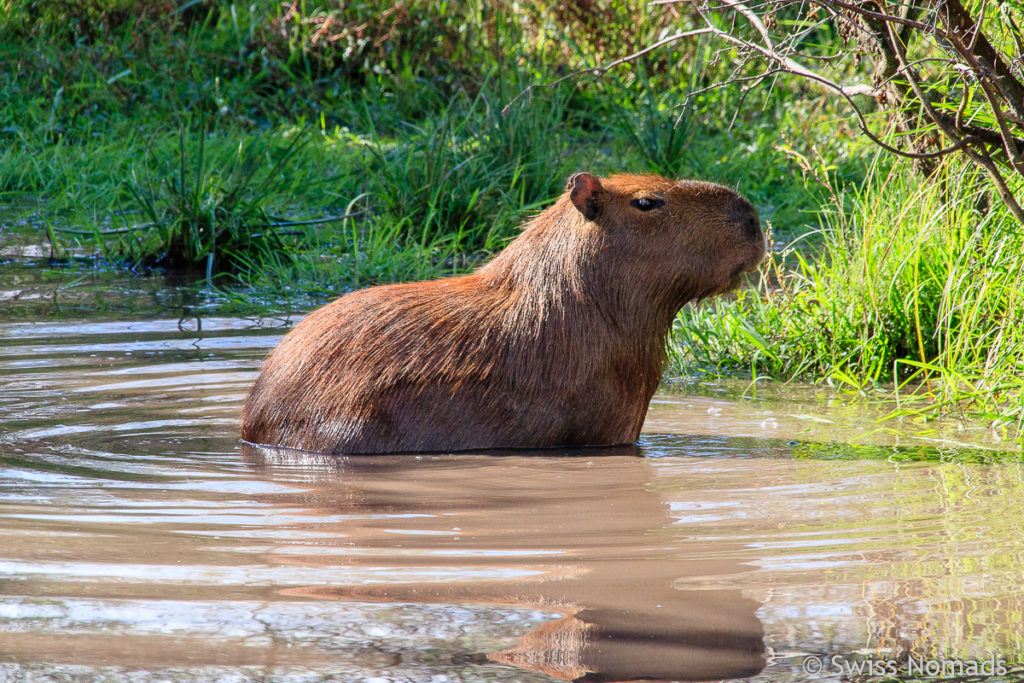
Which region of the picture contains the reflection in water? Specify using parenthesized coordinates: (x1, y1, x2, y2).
(243, 447, 766, 682)
(1, 317, 1023, 681)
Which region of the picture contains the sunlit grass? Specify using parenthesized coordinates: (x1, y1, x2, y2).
(0, 0, 838, 285)
(11, 0, 1021, 439)
(669, 156, 1024, 442)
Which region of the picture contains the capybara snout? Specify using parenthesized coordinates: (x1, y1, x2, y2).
(731, 195, 762, 242)
(241, 172, 765, 454)
(725, 194, 765, 281)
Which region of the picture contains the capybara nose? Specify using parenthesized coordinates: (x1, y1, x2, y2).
(732, 197, 762, 242)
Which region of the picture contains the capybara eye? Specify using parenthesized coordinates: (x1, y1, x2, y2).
(630, 197, 664, 211)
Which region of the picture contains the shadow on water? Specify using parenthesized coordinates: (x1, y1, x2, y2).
(242, 445, 767, 682)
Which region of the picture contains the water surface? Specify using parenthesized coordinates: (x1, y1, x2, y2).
(1, 316, 1023, 681)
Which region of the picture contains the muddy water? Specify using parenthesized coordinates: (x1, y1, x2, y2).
(2, 317, 1023, 682)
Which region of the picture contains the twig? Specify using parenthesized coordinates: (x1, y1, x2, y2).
(883, 16, 1024, 223)
(249, 230, 304, 238)
(55, 222, 162, 236)
(690, 2, 967, 160)
(934, 0, 1024, 122)
(261, 209, 366, 228)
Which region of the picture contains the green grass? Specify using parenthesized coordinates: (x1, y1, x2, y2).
(120, 119, 316, 273)
(0, 0, 839, 282)
(5, 0, 1023, 440)
(668, 155, 1024, 442)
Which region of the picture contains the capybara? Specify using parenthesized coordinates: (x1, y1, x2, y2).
(241, 172, 764, 453)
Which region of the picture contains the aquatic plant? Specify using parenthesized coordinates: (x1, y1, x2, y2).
(120, 121, 311, 277)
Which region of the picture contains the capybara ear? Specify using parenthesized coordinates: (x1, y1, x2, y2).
(567, 172, 603, 221)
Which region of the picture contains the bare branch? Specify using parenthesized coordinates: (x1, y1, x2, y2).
(688, 1, 965, 160)
(54, 211, 366, 237)
(690, 0, 875, 100)
(882, 16, 1024, 222)
(810, 0, 933, 33)
(934, 0, 1024, 122)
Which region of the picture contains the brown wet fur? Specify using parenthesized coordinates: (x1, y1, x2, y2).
(240, 173, 765, 453)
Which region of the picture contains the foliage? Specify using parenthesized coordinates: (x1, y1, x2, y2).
(668, 154, 1024, 439)
(0, 0, 835, 281)
(670, 0, 1024, 223)
(6, 0, 1024, 436)
(120, 121, 312, 274)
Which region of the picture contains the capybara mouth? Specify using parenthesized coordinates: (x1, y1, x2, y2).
(721, 250, 764, 293)
(724, 271, 745, 293)
(726, 261, 755, 290)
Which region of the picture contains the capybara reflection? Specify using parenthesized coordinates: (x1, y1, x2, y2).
(241, 172, 764, 453)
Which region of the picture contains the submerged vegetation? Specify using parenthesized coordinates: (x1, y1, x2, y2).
(0, 0, 1022, 443)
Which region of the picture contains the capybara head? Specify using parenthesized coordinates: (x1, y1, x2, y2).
(562, 172, 765, 305)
